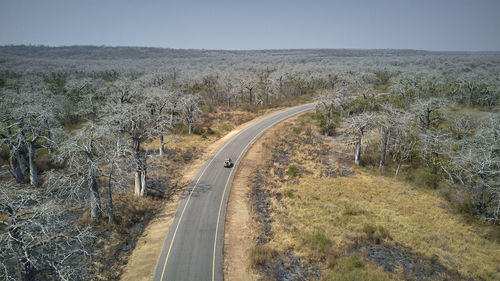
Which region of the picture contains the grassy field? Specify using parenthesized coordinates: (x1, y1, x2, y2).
(249, 113, 500, 280)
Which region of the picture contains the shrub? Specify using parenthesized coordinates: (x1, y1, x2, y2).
(406, 167, 443, 189)
(457, 201, 475, 216)
(286, 164, 301, 178)
(361, 224, 390, 244)
(303, 231, 332, 253)
(344, 253, 364, 270)
(292, 127, 302, 134)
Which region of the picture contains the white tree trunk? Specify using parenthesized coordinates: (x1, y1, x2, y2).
(140, 171, 147, 197)
(28, 142, 37, 187)
(159, 135, 164, 157)
(379, 130, 389, 168)
(134, 171, 141, 196)
(354, 138, 361, 166)
(188, 122, 194, 135)
(395, 158, 403, 177)
(116, 133, 122, 157)
(89, 171, 102, 219)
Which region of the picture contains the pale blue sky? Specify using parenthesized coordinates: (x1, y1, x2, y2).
(0, 0, 499, 51)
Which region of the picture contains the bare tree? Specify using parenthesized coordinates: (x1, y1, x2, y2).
(374, 105, 398, 168)
(458, 72, 486, 107)
(106, 78, 139, 157)
(0, 182, 94, 281)
(446, 114, 500, 219)
(316, 90, 336, 136)
(413, 97, 446, 131)
(54, 122, 110, 219)
(146, 87, 174, 156)
(391, 114, 417, 176)
(180, 94, 202, 135)
(345, 113, 374, 165)
(0, 78, 62, 186)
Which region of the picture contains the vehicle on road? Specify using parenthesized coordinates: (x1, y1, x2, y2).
(224, 158, 233, 168)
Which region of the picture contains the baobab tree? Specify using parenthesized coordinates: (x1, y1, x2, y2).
(106, 78, 140, 157)
(374, 105, 399, 168)
(146, 86, 174, 156)
(0, 182, 94, 281)
(316, 90, 336, 136)
(54, 122, 109, 220)
(180, 94, 202, 135)
(0, 78, 62, 186)
(345, 113, 374, 165)
(458, 71, 486, 107)
(390, 114, 417, 176)
(120, 98, 151, 197)
(446, 114, 500, 219)
(413, 97, 447, 131)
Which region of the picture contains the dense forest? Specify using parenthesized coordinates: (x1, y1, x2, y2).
(0, 46, 499, 280)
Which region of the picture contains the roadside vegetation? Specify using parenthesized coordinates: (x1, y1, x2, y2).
(249, 116, 499, 280)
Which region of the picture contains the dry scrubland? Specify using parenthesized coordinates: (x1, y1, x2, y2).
(1, 46, 499, 281)
(249, 114, 499, 281)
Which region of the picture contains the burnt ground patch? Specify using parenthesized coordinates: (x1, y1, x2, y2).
(364, 243, 476, 281)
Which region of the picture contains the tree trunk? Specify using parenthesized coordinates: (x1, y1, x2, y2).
(17, 142, 29, 173)
(466, 86, 473, 107)
(233, 95, 238, 107)
(159, 135, 164, 157)
(134, 171, 141, 196)
(432, 152, 439, 174)
(116, 132, 122, 157)
(27, 141, 38, 187)
(8, 144, 24, 184)
(279, 76, 283, 98)
(188, 122, 194, 135)
(248, 89, 252, 104)
(379, 130, 389, 168)
(354, 137, 362, 166)
(324, 108, 331, 136)
(107, 166, 115, 224)
(21, 259, 35, 281)
(475, 184, 485, 215)
(395, 157, 403, 177)
(140, 170, 147, 197)
(89, 168, 102, 219)
(170, 108, 175, 127)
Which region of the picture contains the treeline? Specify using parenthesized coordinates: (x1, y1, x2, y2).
(316, 70, 499, 222)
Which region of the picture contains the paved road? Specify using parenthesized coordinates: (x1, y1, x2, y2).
(153, 103, 315, 281)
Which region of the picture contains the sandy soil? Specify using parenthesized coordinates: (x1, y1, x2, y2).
(120, 109, 287, 281)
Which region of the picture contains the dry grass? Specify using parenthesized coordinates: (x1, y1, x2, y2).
(273, 174, 499, 279)
(249, 245, 278, 269)
(251, 114, 500, 280)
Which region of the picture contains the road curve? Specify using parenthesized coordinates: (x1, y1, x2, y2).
(153, 103, 315, 281)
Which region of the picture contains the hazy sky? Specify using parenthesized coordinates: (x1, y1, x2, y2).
(1, 0, 499, 51)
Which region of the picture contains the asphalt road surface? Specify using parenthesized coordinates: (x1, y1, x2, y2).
(153, 103, 315, 281)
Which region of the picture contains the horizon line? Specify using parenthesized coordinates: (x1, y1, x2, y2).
(1, 44, 500, 54)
